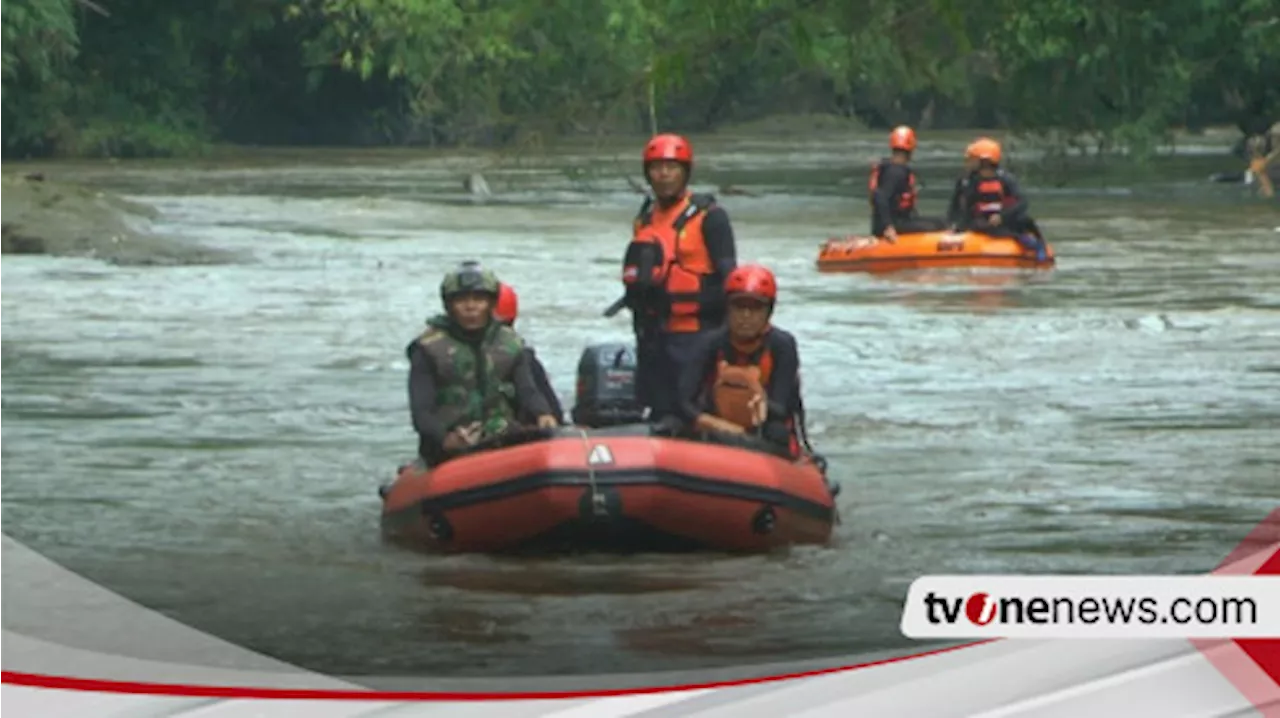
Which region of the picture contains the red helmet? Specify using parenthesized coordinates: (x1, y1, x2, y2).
(643, 133, 693, 168)
(494, 282, 518, 325)
(889, 125, 917, 152)
(725, 264, 778, 303)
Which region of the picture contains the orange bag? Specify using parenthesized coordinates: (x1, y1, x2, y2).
(711, 361, 764, 430)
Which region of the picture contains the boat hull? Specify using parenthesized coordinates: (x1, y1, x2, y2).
(816, 231, 1055, 273)
(380, 425, 837, 554)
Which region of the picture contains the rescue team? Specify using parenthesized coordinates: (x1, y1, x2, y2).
(408, 129, 1038, 466)
(870, 127, 1048, 261)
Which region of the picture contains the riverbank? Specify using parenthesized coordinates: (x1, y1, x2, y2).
(1, 172, 240, 265)
(2, 113, 1253, 164)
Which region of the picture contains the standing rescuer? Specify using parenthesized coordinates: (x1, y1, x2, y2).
(406, 263, 558, 467)
(868, 125, 947, 242)
(620, 133, 738, 423)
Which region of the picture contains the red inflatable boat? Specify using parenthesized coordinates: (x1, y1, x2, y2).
(379, 423, 839, 554)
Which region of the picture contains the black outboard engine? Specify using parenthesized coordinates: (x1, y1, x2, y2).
(571, 342, 646, 428)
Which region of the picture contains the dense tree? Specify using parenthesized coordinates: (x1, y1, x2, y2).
(2, 0, 1276, 159)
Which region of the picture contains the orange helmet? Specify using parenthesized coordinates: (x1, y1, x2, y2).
(970, 138, 1002, 164)
(494, 282, 518, 325)
(725, 264, 778, 303)
(643, 133, 693, 168)
(889, 126, 917, 152)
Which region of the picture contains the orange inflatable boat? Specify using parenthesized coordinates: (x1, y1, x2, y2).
(380, 424, 838, 554)
(381, 342, 839, 554)
(815, 230, 1055, 273)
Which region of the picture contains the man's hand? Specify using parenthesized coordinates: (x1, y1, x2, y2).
(882, 227, 898, 243)
(747, 393, 767, 427)
(695, 414, 745, 435)
(989, 214, 1002, 226)
(442, 423, 482, 451)
(536, 414, 559, 429)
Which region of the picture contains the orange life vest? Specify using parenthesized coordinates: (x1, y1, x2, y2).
(711, 335, 773, 429)
(868, 160, 918, 213)
(970, 172, 1016, 218)
(709, 335, 802, 457)
(711, 335, 775, 424)
(623, 192, 716, 333)
(711, 362, 764, 431)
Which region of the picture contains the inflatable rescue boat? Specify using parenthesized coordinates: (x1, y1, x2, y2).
(380, 343, 839, 554)
(815, 230, 1055, 273)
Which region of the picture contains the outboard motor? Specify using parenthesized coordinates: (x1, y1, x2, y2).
(571, 342, 646, 428)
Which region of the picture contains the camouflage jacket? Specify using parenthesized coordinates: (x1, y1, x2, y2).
(409, 315, 527, 437)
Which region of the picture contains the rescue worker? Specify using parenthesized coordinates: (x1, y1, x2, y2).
(674, 264, 805, 459)
(1243, 121, 1278, 198)
(620, 133, 737, 423)
(957, 138, 1048, 261)
(407, 263, 559, 467)
(493, 281, 565, 425)
(869, 125, 947, 242)
(947, 138, 989, 229)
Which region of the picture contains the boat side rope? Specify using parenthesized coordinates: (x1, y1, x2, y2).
(576, 427, 608, 516)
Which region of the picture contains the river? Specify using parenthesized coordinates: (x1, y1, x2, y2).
(2, 130, 1278, 681)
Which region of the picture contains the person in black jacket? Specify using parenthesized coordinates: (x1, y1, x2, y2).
(674, 264, 805, 458)
(956, 139, 1047, 261)
(493, 281, 565, 425)
(869, 125, 947, 241)
(620, 133, 737, 423)
(946, 138, 986, 229)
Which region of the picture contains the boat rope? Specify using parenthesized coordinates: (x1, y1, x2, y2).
(576, 427, 607, 516)
(794, 389, 840, 523)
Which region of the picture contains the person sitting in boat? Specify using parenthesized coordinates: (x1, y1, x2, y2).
(946, 138, 988, 229)
(407, 263, 560, 466)
(493, 281, 565, 425)
(674, 264, 804, 458)
(869, 125, 948, 243)
(956, 139, 1049, 262)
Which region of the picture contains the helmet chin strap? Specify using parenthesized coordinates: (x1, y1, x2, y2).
(730, 319, 772, 345)
(651, 184, 687, 207)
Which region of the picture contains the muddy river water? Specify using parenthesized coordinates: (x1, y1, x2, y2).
(2, 131, 1278, 679)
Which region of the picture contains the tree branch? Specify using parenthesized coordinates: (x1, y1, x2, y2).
(75, 0, 110, 17)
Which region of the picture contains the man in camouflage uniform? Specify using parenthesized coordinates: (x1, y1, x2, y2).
(407, 262, 559, 466)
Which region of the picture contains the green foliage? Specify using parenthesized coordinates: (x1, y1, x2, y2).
(2, 0, 80, 154)
(2, 0, 1277, 158)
